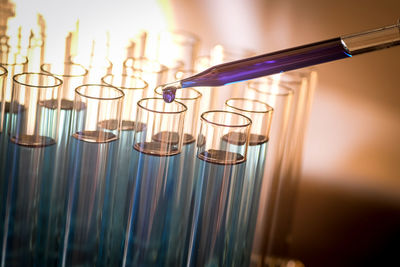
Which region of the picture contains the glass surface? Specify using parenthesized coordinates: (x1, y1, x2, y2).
(99, 74, 148, 266)
(225, 98, 273, 265)
(188, 110, 251, 266)
(61, 84, 124, 266)
(123, 98, 188, 266)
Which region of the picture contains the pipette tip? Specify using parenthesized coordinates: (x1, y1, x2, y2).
(161, 81, 182, 103)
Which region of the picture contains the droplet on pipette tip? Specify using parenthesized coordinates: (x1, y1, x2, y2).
(161, 81, 181, 103)
(163, 87, 176, 103)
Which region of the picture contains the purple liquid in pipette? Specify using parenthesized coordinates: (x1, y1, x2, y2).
(163, 38, 351, 102)
(182, 38, 350, 87)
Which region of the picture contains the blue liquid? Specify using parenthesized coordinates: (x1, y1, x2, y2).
(188, 150, 246, 267)
(169, 135, 197, 262)
(1, 137, 56, 266)
(232, 135, 269, 266)
(35, 100, 75, 266)
(0, 104, 16, 262)
(62, 134, 116, 266)
(124, 141, 188, 266)
(181, 38, 350, 88)
(98, 121, 146, 267)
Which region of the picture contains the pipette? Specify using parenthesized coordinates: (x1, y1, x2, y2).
(162, 19, 400, 103)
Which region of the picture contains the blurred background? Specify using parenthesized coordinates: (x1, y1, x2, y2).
(2, 0, 400, 266)
(168, 2, 400, 266)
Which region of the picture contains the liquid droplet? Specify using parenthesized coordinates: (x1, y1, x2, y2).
(162, 87, 176, 103)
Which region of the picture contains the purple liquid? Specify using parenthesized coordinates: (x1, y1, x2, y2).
(182, 38, 350, 87)
(162, 38, 351, 102)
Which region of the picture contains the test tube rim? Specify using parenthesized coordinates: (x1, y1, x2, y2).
(137, 97, 187, 114)
(0, 54, 28, 66)
(101, 73, 149, 90)
(154, 85, 202, 100)
(200, 110, 252, 128)
(40, 62, 89, 78)
(75, 84, 124, 100)
(13, 72, 63, 88)
(174, 68, 194, 80)
(125, 57, 168, 74)
(272, 69, 315, 85)
(0, 65, 7, 77)
(247, 79, 294, 96)
(165, 59, 185, 70)
(225, 98, 274, 114)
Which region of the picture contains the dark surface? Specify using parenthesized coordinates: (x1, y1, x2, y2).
(287, 178, 400, 267)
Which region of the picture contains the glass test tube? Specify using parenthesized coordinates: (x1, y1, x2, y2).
(155, 85, 202, 172)
(0, 59, 27, 246)
(123, 57, 167, 97)
(41, 62, 88, 108)
(1, 72, 62, 266)
(164, 60, 184, 83)
(224, 98, 274, 266)
(99, 73, 148, 266)
(188, 110, 251, 267)
(0, 54, 28, 133)
(26, 32, 45, 72)
(38, 62, 88, 265)
(265, 70, 318, 260)
(62, 84, 124, 266)
(0, 65, 7, 130)
(126, 31, 147, 59)
(0, 36, 10, 64)
(84, 57, 113, 83)
(123, 98, 187, 266)
(244, 79, 294, 265)
(0, 65, 6, 263)
(157, 30, 200, 70)
(155, 86, 202, 260)
(40, 62, 88, 175)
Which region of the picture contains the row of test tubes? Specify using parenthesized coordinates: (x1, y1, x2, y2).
(0, 24, 315, 267)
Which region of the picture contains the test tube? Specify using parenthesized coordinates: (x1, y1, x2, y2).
(164, 60, 184, 83)
(99, 73, 148, 266)
(155, 85, 201, 176)
(41, 62, 88, 108)
(62, 84, 124, 266)
(157, 30, 200, 70)
(188, 110, 251, 267)
(126, 31, 147, 59)
(224, 98, 274, 266)
(245, 79, 294, 265)
(1, 72, 62, 266)
(26, 31, 45, 72)
(155, 86, 201, 261)
(38, 62, 88, 265)
(84, 57, 113, 83)
(0, 59, 27, 253)
(265, 70, 318, 260)
(123, 57, 167, 97)
(0, 64, 8, 263)
(123, 98, 187, 266)
(0, 65, 7, 131)
(40, 62, 88, 165)
(0, 36, 10, 64)
(40, 62, 88, 171)
(0, 54, 28, 133)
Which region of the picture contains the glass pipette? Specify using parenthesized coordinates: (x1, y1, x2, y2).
(162, 19, 400, 102)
